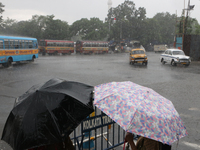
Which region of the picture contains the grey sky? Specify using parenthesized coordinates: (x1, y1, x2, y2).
(1, 0, 200, 25)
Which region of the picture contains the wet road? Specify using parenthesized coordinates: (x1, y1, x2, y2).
(0, 52, 200, 150)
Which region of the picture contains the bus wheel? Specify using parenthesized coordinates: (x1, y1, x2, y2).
(3, 58, 12, 67)
(8, 58, 12, 66)
(31, 56, 35, 62)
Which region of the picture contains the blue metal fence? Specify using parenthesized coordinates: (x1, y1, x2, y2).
(70, 107, 136, 150)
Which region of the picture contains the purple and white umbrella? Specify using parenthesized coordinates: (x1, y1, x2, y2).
(94, 81, 188, 145)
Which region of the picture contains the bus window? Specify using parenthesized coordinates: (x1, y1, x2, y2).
(29, 41, 33, 48)
(25, 40, 28, 48)
(21, 40, 25, 49)
(33, 41, 37, 48)
(4, 40, 9, 49)
(9, 40, 15, 49)
(0, 41, 3, 49)
(19, 40, 23, 49)
(14, 40, 19, 49)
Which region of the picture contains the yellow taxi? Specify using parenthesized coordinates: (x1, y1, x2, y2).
(129, 48, 148, 65)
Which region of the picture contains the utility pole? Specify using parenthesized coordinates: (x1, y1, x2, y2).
(182, 0, 194, 50)
(182, 0, 186, 50)
(184, 0, 190, 34)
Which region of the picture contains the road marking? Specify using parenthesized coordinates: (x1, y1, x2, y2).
(182, 141, 200, 149)
(189, 107, 200, 112)
(179, 113, 191, 118)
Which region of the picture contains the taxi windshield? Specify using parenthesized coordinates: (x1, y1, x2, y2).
(131, 50, 144, 54)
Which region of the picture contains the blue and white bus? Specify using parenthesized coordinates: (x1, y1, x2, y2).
(0, 35, 38, 67)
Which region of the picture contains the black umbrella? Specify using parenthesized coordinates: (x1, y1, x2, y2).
(1, 78, 94, 150)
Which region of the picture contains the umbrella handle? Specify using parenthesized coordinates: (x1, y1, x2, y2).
(123, 141, 126, 150)
(123, 140, 127, 150)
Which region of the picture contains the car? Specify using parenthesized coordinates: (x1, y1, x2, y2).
(129, 48, 148, 65)
(160, 49, 191, 66)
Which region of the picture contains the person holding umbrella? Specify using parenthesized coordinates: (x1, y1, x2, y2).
(125, 132, 160, 150)
(94, 81, 184, 150)
(1, 78, 94, 150)
(125, 132, 138, 150)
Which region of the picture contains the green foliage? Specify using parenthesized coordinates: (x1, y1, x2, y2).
(176, 14, 200, 35)
(1, 0, 200, 48)
(0, 2, 5, 32)
(152, 12, 176, 45)
(69, 17, 108, 41)
(1, 14, 70, 40)
(107, 1, 148, 44)
(194, 22, 200, 35)
(0, 2, 4, 23)
(43, 15, 69, 40)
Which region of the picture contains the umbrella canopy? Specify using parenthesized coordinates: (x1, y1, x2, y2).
(1, 78, 94, 150)
(94, 81, 188, 145)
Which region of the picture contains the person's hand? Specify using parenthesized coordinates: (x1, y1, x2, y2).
(125, 132, 138, 150)
(125, 132, 134, 143)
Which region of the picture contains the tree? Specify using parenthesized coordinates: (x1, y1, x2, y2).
(176, 12, 200, 36)
(69, 18, 90, 39)
(1, 14, 70, 40)
(153, 12, 176, 45)
(0, 2, 4, 23)
(69, 18, 108, 41)
(42, 15, 70, 40)
(1, 18, 17, 34)
(107, 1, 146, 42)
(141, 18, 161, 47)
(194, 21, 200, 35)
(0, 2, 5, 32)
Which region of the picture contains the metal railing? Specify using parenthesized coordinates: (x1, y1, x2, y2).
(70, 107, 128, 150)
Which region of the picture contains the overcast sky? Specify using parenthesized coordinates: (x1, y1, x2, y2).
(1, 0, 200, 25)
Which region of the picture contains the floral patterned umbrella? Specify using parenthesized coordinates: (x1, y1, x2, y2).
(94, 81, 188, 145)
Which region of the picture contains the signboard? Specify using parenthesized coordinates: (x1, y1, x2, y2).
(82, 114, 114, 132)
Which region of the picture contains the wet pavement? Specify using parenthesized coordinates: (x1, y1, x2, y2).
(0, 52, 200, 150)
